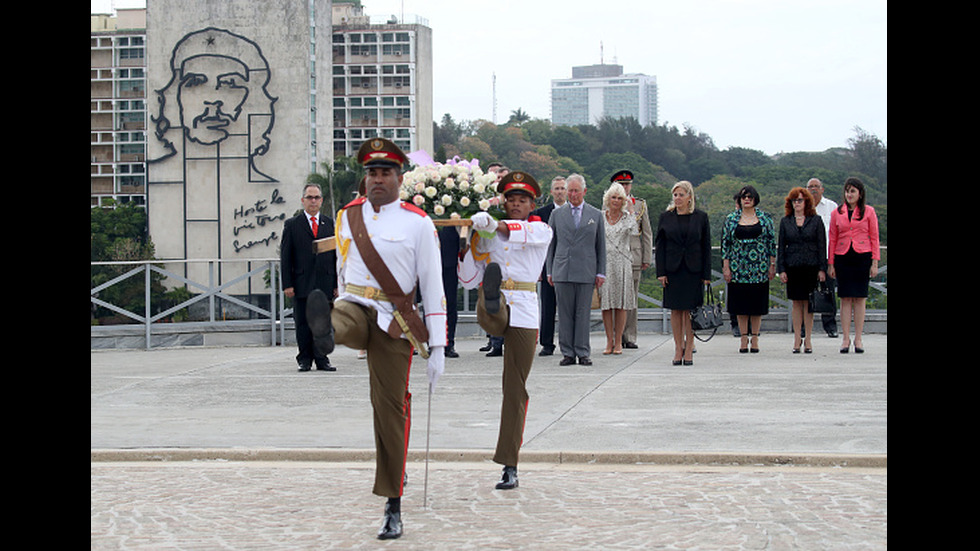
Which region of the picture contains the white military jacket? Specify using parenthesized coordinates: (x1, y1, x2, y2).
(457, 217, 553, 329)
(334, 197, 447, 348)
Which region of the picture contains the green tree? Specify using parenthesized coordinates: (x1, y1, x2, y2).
(507, 107, 530, 126)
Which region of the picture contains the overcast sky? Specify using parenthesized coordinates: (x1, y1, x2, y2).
(93, 0, 886, 155)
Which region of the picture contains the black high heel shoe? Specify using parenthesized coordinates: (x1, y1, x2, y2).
(750, 334, 760, 353)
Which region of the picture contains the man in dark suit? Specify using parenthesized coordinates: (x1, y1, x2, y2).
(281, 183, 338, 371)
(531, 176, 567, 356)
(546, 174, 606, 366)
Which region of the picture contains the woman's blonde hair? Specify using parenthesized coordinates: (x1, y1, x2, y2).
(603, 182, 629, 210)
(667, 180, 695, 212)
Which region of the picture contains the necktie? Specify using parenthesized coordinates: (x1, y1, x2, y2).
(572, 206, 581, 228)
(311, 216, 318, 238)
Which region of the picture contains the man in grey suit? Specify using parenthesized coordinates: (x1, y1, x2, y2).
(546, 174, 606, 366)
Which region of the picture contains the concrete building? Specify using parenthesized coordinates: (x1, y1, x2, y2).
(551, 63, 658, 127)
(90, 8, 148, 208)
(330, 0, 433, 157)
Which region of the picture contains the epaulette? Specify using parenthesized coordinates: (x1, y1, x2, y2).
(400, 200, 428, 217)
(342, 196, 367, 210)
(528, 215, 542, 222)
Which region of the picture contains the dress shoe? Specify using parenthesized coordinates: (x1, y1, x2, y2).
(827, 329, 838, 338)
(559, 356, 576, 366)
(479, 342, 493, 352)
(377, 503, 402, 540)
(297, 362, 311, 372)
(486, 347, 503, 357)
(622, 341, 638, 349)
(315, 361, 336, 371)
(483, 262, 503, 314)
(578, 356, 592, 366)
(445, 347, 459, 358)
(538, 346, 555, 356)
(306, 289, 335, 356)
(495, 466, 518, 490)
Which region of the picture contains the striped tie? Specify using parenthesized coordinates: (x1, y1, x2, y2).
(311, 216, 318, 238)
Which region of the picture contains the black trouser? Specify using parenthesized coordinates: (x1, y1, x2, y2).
(539, 279, 556, 349)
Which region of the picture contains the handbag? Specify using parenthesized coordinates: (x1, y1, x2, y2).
(809, 280, 836, 314)
(690, 285, 724, 341)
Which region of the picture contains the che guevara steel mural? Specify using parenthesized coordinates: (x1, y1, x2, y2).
(149, 26, 278, 183)
(147, 26, 290, 262)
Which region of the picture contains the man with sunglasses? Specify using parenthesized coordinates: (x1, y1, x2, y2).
(281, 183, 337, 372)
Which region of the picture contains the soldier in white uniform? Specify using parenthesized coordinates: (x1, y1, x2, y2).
(458, 171, 553, 490)
(309, 137, 446, 540)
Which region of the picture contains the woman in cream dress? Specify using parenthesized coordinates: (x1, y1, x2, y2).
(599, 183, 637, 354)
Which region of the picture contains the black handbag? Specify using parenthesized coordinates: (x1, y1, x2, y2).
(809, 281, 836, 314)
(691, 285, 724, 341)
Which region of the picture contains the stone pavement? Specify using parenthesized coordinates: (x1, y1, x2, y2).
(91, 331, 887, 549)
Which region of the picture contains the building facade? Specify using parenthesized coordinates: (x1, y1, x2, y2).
(551, 64, 658, 127)
(330, 1, 433, 157)
(90, 9, 148, 208)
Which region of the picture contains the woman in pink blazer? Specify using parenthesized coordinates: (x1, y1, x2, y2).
(827, 178, 879, 354)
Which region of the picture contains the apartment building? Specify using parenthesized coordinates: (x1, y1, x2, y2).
(330, 1, 433, 157)
(90, 8, 147, 207)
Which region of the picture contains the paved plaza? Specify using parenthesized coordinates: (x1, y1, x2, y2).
(92, 331, 887, 549)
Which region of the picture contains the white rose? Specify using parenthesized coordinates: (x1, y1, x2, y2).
(424, 186, 437, 198)
(460, 196, 470, 207)
(479, 199, 490, 210)
(444, 177, 456, 189)
(433, 204, 445, 216)
(441, 194, 453, 206)
(413, 194, 425, 206)
(414, 182, 425, 193)
(399, 189, 409, 200)
(473, 183, 485, 194)
(459, 181, 470, 191)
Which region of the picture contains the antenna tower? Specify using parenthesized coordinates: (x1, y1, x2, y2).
(492, 72, 497, 124)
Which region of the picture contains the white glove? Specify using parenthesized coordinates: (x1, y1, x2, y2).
(470, 212, 496, 233)
(426, 345, 445, 391)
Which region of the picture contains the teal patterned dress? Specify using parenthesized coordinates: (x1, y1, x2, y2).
(721, 208, 777, 315)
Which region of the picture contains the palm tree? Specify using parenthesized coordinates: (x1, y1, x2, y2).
(508, 108, 530, 126)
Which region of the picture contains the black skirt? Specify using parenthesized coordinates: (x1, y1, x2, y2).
(663, 267, 704, 310)
(834, 249, 872, 298)
(727, 281, 769, 316)
(785, 265, 819, 301)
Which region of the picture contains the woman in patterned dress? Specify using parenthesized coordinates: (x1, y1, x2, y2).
(599, 183, 637, 355)
(721, 185, 777, 353)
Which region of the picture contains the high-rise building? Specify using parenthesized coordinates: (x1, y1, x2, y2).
(90, 8, 147, 208)
(330, 1, 433, 157)
(551, 64, 658, 127)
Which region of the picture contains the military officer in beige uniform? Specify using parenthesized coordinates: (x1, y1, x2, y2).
(458, 171, 553, 490)
(610, 170, 652, 348)
(310, 137, 446, 540)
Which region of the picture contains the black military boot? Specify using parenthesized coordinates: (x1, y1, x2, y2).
(495, 465, 519, 490)
(483, 262, 502, 314)
(377, 499, 402, 540)
(306, 289, 334, 356)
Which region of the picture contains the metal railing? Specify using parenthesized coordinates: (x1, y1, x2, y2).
(91, 247, 885, 349)
(91, 258, 284, 349)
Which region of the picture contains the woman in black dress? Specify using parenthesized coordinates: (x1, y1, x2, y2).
(776, 187, 826, 353)
(721, 186, 777, 353)
(655, 181, 712, 366)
